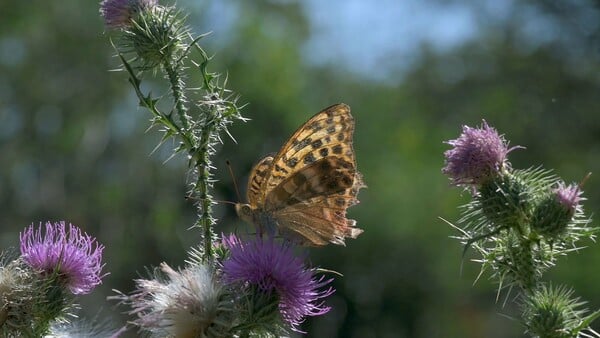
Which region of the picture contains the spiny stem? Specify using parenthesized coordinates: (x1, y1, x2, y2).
(117, 33, 242, 262)
(164, 55, 217, 258)
(195, 125, 216, 259)
(163, 60, 191, 131)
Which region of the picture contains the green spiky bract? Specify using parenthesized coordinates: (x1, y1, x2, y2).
(233, 284, 287, 337)
(522, 284, 600, 338)
(0, 259, 77, 338)
(119, 5, 188, 70)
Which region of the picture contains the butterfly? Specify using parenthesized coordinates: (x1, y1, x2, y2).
(235, 103, 364, 246)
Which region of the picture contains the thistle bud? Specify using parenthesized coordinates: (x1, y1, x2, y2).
(127, 6, 187, 68)
(531, 182, 583, 239)
(522, 284, 595, 338)
(101, 0, 188, 69)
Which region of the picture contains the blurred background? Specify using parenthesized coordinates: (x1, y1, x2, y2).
(1, 0, 600, 337)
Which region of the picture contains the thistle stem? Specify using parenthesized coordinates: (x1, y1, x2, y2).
(163, 60, 191, 131)
(164, 57, 216, 258)
(195, 125, 216, 259)
(118, 32, 241, 262)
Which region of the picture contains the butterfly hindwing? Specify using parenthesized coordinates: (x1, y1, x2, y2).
(247, 156, 274, 206)
(273, 172, 365, 245)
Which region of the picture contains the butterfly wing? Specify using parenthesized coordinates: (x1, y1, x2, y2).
(273, 171, 365, 246)
(246, 155, 274, 207)
(264, 157, 355, 208)
(257, 103, 357, 201)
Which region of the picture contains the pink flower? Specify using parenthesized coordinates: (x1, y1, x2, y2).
(100, 0, 157, 28)
(20, 222, 106, 295)
(443, 120, 520, 185)
(222, 234, 334, 332)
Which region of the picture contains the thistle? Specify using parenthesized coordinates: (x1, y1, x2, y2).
(531, 182, 586, 239)
(221, 234, 335, 334)
(20, 222, 106, 296)
(442, 120, 519, 187)
(0, 222, 107, 337)
(0, 257, 43, 337)
(113, 263, 234, 338)
(443, 120, 599, 337)
(46, 319, 125, 338)
(522, 284, 600, 338)
(101, 0, 245, 260)
(100, 0, 158, 29)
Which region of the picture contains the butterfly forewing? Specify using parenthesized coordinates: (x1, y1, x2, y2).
(259, 104, 356, 200)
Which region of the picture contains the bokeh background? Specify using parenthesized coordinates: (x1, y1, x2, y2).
(2, 0, 600, 337)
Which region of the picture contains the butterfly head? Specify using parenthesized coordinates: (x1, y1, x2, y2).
(235, 203, 254, 224)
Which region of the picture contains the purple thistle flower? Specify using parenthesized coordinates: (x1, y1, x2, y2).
(99, 0, 157, 28)
(554, 182, 584, 214)
(443, 120, 520, 186)
(20, 221, 106, 295)
(221, 234, 334, 333)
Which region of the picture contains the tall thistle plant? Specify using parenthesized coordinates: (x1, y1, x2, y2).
(101, 0, 245, 259)
(100, 0, 340, 336)
(443, 121, 600, 337)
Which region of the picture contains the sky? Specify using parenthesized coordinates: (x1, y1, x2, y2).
(195, 0, 498, 79)
(192, 0, 600, 81)
(301, 0, 484, 78)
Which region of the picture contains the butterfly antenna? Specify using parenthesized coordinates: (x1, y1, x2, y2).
(226, 160, 242, 202)
(579, 172, 592, 189)
(185, 193, 237, 206)
(214, 199, 238, 206)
